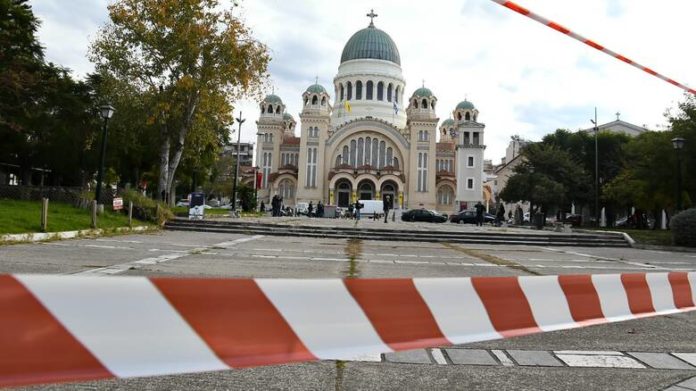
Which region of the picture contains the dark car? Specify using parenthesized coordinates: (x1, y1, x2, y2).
(401, 209, 448, 223)
(449, 210, 496, 224)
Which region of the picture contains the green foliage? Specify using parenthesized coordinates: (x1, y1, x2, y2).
(671, 208, 696, 247)
(122, 190, 173, 224)
(237, 182, 256, 212)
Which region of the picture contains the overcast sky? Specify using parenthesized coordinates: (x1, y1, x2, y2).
(32, 0, 695, 163)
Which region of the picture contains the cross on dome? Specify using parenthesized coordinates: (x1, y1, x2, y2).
(616, 111, 621, 121)
(366, 9, 378, 27)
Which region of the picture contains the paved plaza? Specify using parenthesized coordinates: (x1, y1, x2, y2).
(2, 223, 696, 390)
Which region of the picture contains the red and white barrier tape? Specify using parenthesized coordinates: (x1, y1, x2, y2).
(1, 272, 695, 387)
(490, 0, 696, 95)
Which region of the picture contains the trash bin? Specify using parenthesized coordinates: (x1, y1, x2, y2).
(534, 212, 544, 230)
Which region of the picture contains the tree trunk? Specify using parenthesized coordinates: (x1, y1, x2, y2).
(163, 93, 199, 206)
(158, 123, 170, 202)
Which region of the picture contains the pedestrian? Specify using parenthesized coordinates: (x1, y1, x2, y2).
(496, 203, 505, 227)
(354, 200, 363, 220)
(260, 200, 265, 214)
(347, 203, 354, 219)
(474, 201, 485, 227)
(383, 195, 391, 223)
(271, 195, 277, 217)
(317, 201, 324, 218)
(308, 201, 314, 217)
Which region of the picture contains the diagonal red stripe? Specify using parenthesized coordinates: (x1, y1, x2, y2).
(547, 22, 570, 34)
(471, 277, 541, 338)
(621, 274, 655, 315)
(668, 272, 695, 309)
(152, 278, 316, 368)
(558, 275, 605, 326)
(344, 279, 448, 351)
(0, 275, 112, 387)
(503, 1, 530, 15)
(643, 67, 658, 76)
(584, 39, 604, 50)
(615, 54, 633, 64)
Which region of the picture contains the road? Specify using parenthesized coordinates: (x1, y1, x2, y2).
(3, 228, 696, 390)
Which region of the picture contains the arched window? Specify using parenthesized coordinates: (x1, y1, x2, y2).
(431, 100, 435, 109)
(350, 139, 356, 166)
(321, 96, 326, 106)
(364, 137, 371, 165)
(377, 82, 384, 101)
(261, 106, 265, 114)
(275, 106, 281, 114)
(413, 99, 418, 109)
(366, 81, 373, 100)
(437, 186, 454, 205)
(457, 112, 462, 120)
(356, 81, 363, 100)
(387, 83, 393, 102)
(342, 146, 349, 164)
(371, 138, 378, 167)
(312, 95, 318, 105)
(395, 86, 400, 103)
(335, 155, 341, 167)
(347, 82, 353, 100)
(303, 97, 308, 106)
(267, 104, 273, 113)
(386, 147, 393, 166)
(393, 157, 399, 170)
(465, 112, 471, 121)
(422, 98, 428, 108)
(357, 138, 364, 166)
(379, 140, 386, 168)
(340, 84, 344, 101)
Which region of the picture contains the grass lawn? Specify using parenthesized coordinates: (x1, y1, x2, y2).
(0, 199, 144, 234)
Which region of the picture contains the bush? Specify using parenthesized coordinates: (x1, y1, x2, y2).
(671, 208, 696, 247)
(122, 190, 173, 225)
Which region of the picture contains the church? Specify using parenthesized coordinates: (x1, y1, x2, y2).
(255, 11, 486, 212)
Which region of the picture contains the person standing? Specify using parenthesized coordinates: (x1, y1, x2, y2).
(475, 201, 485, 227)
(354, 200, 363, 220)
(317, 201, 324, 218)
(383, 195, 391, 223)
(496, 203, 505, 227)
(260, 200, 265, 214)
(308, 201, 314, 217)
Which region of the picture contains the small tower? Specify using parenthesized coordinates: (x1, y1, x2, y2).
(256, 94, 286, 197)
(302, 83, 332, 116)
(297, 82, 332, 204)
(282, 112, 297, 136)
(452, 99, 485, 210)
(439, 118, 455, 143)
(406, 86, 437, 121)
(406, 86, 438, 209)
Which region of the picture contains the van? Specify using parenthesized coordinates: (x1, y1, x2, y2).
(358, 200, 384, 217)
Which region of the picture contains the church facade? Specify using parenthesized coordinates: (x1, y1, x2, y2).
(255, 13, 486, 212)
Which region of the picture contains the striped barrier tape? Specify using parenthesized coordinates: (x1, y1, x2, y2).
(1, 272, 695, 387)
(490, 0, 696, 95)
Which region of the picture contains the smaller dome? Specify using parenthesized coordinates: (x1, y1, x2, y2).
(306, 84, 326, 94)
(283, 112, 294, 121)
(456, 100, 475, 110)
(263, 94, 283, 104)
(441, 118, 455, 127)
(412, 87, 433, 97)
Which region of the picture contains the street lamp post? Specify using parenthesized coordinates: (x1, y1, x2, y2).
(590, 108, 599, 227)
(672, 137, 686, 211)
(253, 166, 259, 211)
(94, 104, 116, 205)
(231, 112, 245, 212)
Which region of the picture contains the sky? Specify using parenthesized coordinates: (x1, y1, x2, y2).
(31, 0, 695, 164)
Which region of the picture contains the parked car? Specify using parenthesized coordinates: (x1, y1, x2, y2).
(449, 210, 495, 224)
(401, 209, 448, 223)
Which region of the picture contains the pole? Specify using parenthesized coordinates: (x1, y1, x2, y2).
(594, 107, 599, 227)
(41, 198, 48, 232)
(94, 116, 110, 204)
(254, 166, 258, 211)
(676, 148, 683, 211)
(231, 112, 245, 212)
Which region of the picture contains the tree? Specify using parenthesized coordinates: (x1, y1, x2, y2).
(90, 0, 269, 204)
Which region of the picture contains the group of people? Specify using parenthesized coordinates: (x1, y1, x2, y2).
(268, 195, 284, 217)
(474, 201, 507, 227)
(306, 201, 325, 218)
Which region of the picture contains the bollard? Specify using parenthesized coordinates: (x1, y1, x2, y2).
(91, 200, 98, 229)
(40, 198, 49, 232)
(128, 201, 133, 228)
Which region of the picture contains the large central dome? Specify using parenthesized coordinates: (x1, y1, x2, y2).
(340, 24, 401, 65)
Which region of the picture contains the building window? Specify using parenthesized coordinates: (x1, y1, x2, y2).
(365, 136, 371, 165)
(306, 147, 317, 188)
(465, 112, 471, 121)
(350, 139, 357, 166)
(437, 187, 454, 205)
(279, 179, 295, 200)
(342, 145, 349, 165)
(356, 81, 363, 100)
(340, 84, 344, 101)
(377, 81, 384, 101)
(467, 156, 474, 167)
(473, 132, 480, 146)
(262, 152, 272, 188)
(379, 140, 386, 169)
(422, 98, 427, 108)
(417, 152, 428, 192)
(395, 86, 400, 103)
(386, 147, 393, 166)
(464, 132, 470, 145)
(467, 178, 474, 190)
(371, 138, 378, 167)
(418, 130, 429, 141)
(366, 80, 373, 100)
(387, 83, 393, 102)
(347, 82, 352, 100)
(357, 138, 364, 166)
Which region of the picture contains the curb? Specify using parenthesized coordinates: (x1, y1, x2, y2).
(0, 225, 155, 245)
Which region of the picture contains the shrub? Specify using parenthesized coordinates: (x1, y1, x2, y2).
(122, 190, 173, 225)
(671, 208, 696, 247)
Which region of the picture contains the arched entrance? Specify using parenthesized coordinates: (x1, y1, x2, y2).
(336, 179, 352, 207)
(357, 179, 376, 200)
(381, 180, 397, 208)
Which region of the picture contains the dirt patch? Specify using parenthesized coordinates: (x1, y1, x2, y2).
(442, 243, 542, 276)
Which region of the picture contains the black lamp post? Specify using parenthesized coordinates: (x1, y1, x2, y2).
(94, 104, 116, 204)
(590, 108, 599, 227)
(672, 137, 686, 211)
(231, 112, 245, 212)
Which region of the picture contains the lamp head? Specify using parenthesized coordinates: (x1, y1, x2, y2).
(100, 104, 116, 120)
(672, 137, 686, 150)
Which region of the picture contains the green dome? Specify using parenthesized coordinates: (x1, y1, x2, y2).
(283, 112, 294, 121)
(306, 84, 326, 94)
(441, 118, 455, 127)
(340, 25, 401, 65)
(263, 94, 283, 104)
(412, 87, 433, 97)
(456, 100, 475, 110)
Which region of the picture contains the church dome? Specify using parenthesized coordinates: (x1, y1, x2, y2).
(305, 83, 326, 94)
(283, 112, 294, 121)
(340, 25, 401, 65)
(456, 100, 475, 110)
(441, 118, 454, 127)
(412, 87, 433, 97)
(263, 94, 283, 104)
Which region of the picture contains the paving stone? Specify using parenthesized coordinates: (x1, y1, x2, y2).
(445, 349, 498, 366)
(674, 353, 696, 367)
(627, 352, 696, 370)
(677, 376, 696, 390)
(555, 351, 645, 369)
(384, 349, 431, 364)
(507, 350, 563, 367)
